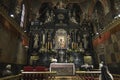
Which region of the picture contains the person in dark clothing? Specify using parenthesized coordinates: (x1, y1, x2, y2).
(99, 66, 113, 80)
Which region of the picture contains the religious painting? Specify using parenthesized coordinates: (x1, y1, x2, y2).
(105, 54, 112, 64)
(111, 34, 117, 43)
(54, 29, 68, 49)
(116, 31, 120, 40)
(113, 42, 119, 52)
(84, 56, 92, 64)
(111, 53, 116, 63)
(116, 54, 120, 63)
(118, 40, 120, 52)
(116, 32, 120, 52)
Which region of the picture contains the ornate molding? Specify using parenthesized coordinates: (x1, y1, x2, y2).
(93, 18, 120, 39)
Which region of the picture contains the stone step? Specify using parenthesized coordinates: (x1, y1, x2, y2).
(54, 76, 80, 80)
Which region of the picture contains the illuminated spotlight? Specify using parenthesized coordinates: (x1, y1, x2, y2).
(24, 30, 27, 32)
(10, 14, 14, 18)
(114, 16, 117, 19)
(114, 14, 120, 19)
(25, 46, 28, 48)
(118, 14, 120, 17)
(96, 32, 99, 35)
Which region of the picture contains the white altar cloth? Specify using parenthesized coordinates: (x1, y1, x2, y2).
(50, 63, 75, 75)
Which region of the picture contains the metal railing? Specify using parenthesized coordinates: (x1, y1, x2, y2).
(0, 71, 120, 80)
(113, 74, 120, 80)
(0, 74, 22, 80)
(21, 71, 56, 80)
(76, 71, 101, 80)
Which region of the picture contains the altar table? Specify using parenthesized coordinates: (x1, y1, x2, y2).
(50, 63, 75, 76)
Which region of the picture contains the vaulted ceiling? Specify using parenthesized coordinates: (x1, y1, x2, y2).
(1, 0, 119, 32)
(28, 0, 111, 21)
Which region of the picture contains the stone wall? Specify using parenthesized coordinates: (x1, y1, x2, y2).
(0, 24, 27, 64)
(93, 22, 120, 73)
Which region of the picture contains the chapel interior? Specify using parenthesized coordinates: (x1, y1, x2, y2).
(0, 0, 120, 80)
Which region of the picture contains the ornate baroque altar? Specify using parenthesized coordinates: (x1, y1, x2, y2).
(28, 1, 94, 68)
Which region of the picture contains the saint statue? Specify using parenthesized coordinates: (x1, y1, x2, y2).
(33, 34, 39, 48)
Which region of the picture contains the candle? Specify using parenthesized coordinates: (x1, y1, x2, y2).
(48, 42, 49, 50)
(43, 34, 45, 44)
(50, 42, 52, 49)
(46, 43, 47, 49)
(72, 42, 73, 49)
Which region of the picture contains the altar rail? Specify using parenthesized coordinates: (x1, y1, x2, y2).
(0, 71, 120, 80)
(0, 74, 22, 80)
(21, 71, 56, 80)
(76, 71, 101, 80)
(113, 74, 120, 80)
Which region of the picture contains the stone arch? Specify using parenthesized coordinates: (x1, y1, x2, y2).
(99, 0, 110, 15)
(66, 3, 83, 22)
(88, 0, 107, 16)
(95, 1, 105, 29)
(89, 0, 106, 32)
(93, 1, 105, 15)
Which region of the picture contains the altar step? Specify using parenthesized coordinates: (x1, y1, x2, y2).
(54, 76, 79, 80)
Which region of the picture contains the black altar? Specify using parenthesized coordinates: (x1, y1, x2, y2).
(28, 2, 94, 69)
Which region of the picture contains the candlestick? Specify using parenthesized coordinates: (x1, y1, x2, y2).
(50, 42, 52, 49)
(43, 34, 45, 44)
(48, 42, 50, 50)
(72, 42, 74, 49)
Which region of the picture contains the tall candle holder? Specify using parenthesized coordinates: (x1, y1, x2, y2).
(39, 42, 45, 52)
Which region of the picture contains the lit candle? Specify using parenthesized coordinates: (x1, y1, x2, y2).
(50, 42, 52, 49)
(48, 42, 49, 50)
(72, 42, 73, 49)
(43, 34, 45, 44)
(76, 43, 78, 49)
(45, 43, 47, 50)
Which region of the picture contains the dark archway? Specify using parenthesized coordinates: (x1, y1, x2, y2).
(93, 1, 105, 31)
